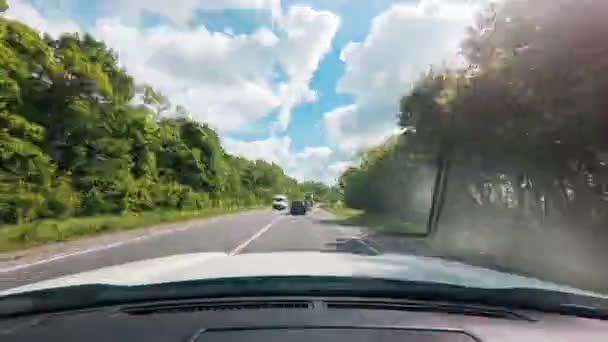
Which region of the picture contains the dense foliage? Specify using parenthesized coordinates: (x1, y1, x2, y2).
(300, 181, 341, 204)
(0, 14, 303, 224)
(339, 0, 608, 229)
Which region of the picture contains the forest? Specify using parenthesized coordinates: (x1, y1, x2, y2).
(339, 0, 608, 233)
(0, 5, 303, 225)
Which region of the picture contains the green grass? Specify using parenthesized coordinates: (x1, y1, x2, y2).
(323, 206, 429, 236)
(0, 206, 262, 253)
(321, 206, 363, 218)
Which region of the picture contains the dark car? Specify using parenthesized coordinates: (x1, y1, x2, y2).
(290, 200, 307, 215)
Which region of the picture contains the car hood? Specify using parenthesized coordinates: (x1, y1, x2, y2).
(1, 252, 603, 297)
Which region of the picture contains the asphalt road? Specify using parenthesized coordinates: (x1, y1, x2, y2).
(0, 208, 376, 291)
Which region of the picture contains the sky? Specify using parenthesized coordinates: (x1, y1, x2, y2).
(5, 0, 480, 184)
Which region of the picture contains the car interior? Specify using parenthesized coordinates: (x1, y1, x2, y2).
(1, 295, 606, 341)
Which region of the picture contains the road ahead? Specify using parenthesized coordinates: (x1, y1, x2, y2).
(0, 208, 379, 291)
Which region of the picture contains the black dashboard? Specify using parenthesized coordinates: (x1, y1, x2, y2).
(0, 297, 607, 341)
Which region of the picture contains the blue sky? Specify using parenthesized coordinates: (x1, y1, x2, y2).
(5, 0, 478, 183)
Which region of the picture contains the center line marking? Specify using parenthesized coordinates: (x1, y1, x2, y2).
(229, 216, 282, 256)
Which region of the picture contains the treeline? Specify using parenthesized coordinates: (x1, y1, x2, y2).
(339, 0, 608, 228)
(299, 181, 341, 204)
(0, 13, 302, 224)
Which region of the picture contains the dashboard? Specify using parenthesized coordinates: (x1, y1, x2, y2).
(0, 296, 607, 341)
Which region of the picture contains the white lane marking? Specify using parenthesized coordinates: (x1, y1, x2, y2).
(228, 216, 282, 256)
(0, 221, 202, 274)
(356, 238, 381, 254)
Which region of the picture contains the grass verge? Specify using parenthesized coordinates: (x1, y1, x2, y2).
(0, 207, 261, 253)
(322, 206, 428, 236)
(321, 206, 363, 218)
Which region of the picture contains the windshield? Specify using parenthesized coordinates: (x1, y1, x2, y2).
(1, 0, 608, 312)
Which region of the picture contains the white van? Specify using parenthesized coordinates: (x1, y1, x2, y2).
(272, 195, 288, 210)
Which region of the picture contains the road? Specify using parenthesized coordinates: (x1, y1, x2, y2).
(1, 208, 603, 294)
(0, 208, 381, 291)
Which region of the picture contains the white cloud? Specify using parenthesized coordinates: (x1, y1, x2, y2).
(325, 0, 475, 153)
(223, 136, 342, 183)
(328, 160, 352, 176)
(104, 0, 282, 27)
(200, 0, 282, 24)
(223, 135, 291, 165)
(291, 147, 341, 183)
(94, 19, 283, 131)
(93, 7, 337, 133)
(170, 81, 282, 131)
(275, 6, 340, 130)
(297, 146, 332, 159)
(5, 0, 80, 36)
(323, 105, 398, 155)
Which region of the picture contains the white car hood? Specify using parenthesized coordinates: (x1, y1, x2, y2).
(2, 252, 603, 297)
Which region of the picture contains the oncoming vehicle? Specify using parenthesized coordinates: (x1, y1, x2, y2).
(290, 200, 307, 215)
(272, 195, 288, 210)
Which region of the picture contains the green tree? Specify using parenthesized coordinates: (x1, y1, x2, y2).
(140, 84, 170, 121)
(339, 0, 608, 230)
(0, 15, 305, 223)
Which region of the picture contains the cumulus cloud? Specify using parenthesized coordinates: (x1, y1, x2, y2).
(223, 135, 291, 165)
(94, 19, 283, 131)
(324, 0, 476, 153)
(289, 147, 342, 183)
(324, 105, 398, 155)
(223, 136, 342, 183)
(5, 0, 80, 36)
(275, 6, 340, 130)
(328, 160, 352, 176)
(102, 0, 282, 27)
(94, 7, 337, 132)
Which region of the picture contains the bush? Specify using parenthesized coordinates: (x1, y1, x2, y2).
(81, 188, 112, 215)
(196, 192, 211, 208)
(150, 182, 182, 208)
(125, 186, 154, 212)
(243, 193, 259, 207)
(178, 189, 202, 210)
(7, 192, 46, 224)
(44, 178, 80, 218)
